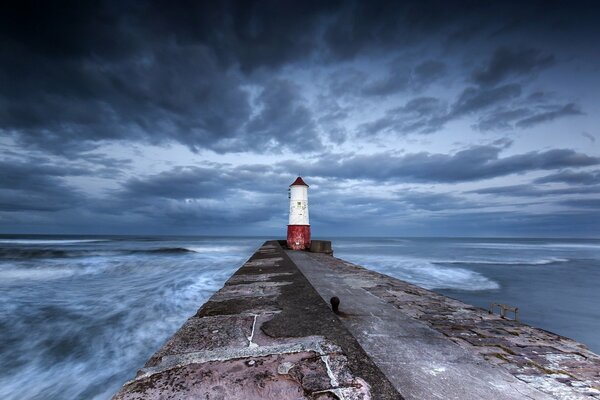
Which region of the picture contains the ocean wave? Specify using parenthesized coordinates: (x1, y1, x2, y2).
(0, 248, 71, 259)
(433, 257, 569, 266)
(183, 245, 249, 253)
(0, 264, 235, 399)
(541, 243, 600, 250)
(456, 242, 600, 251)
(0, 239, 108, 244)
(344, 255, 500, 291)
(144, 247, 196, 254)
(126, 246, 247, 255)
(0, 245, 250, 260)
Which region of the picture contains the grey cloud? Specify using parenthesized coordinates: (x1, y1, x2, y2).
(362, 81, 581, 138)
(560, 199, 600, 209)
(470, 184, 600, 197)
(327, 68, 369, 98)
(361, 84, 522, 137)
(359, 97, 448, 135)
(413, 60, 447, 87)
(1, 45, 325, 155)
(87, 163, 295, 229)
(120, 164, 287, 201)
(471, 47, 555, 86)
(2, 1, 600, 236)
(582, 132, 596, 143)
(362, 69, 410, 97)
(1, 1, 595, 156)
(475, 102, 582, 131)
(361, 59, 447, 97)
(395, 191, 480, 212)
(0, 159, 85, 212)
(534, 170, 600, 185)
(1, 43, 253, 154)
(516, 103, 582, 128)
(281, 144, 600, 183)
(475, 108, 531, 130)
(451, 84, 522, 116)
(241, 79, 322, 153)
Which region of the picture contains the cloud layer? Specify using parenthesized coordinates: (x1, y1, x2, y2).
(1, 0, 599, 236)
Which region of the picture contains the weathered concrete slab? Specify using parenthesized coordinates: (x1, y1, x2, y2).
(288, 251, 600, 400)
(114, 241, 400, 399)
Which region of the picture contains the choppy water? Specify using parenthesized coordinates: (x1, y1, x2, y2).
(0, 235, 599, 399)
(0, 235, 264, 400)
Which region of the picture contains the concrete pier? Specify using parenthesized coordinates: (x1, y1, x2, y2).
(114, 241, 600, 399)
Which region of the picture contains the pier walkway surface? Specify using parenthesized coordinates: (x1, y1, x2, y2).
(114, 241, 600, 400)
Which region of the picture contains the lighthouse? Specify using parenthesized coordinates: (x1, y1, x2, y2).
(287, 176, 311, 250)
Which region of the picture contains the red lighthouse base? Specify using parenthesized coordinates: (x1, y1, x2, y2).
(287, 225, 311, 250)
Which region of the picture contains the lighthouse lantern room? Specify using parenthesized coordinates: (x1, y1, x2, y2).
(287, 176, 311, 250)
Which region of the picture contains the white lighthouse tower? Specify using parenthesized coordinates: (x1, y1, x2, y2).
(287, 177, 311, 250)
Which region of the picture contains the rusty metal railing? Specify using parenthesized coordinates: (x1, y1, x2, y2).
(489, 303, 519, 321)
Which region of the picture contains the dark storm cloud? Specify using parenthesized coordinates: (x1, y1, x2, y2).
(282, 144, 600, 183)
(1, 0, 596, 154)
(1, 42, 254, 154)
(1, 1, 332, 155)
(471, 47, 555, 86)
(241, 79, 322, 153)
(318, 1, 586, 61)
(361, 59, 447, 96)
(140, 0, 341, 72)
(0, 159, 84, 212)
(1, 0, 600, 235)
(413, 60, 447, 87)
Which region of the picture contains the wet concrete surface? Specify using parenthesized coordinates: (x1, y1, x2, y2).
(114, 241, 398, 399)
(288, 251, 600, 400)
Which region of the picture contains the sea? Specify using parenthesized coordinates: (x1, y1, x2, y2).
(0, 235, 599, 399)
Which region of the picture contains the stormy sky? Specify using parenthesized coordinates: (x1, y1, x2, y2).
(1, 0, 599, 237)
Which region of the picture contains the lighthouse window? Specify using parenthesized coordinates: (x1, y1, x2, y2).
(297, 201, 301, 206)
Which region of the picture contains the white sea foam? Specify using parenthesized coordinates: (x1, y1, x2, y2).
(0, 267, 77, 280)
(184, 245, 248, 253)
(433, 257, 569, 265)
(0, 244, 248, 400)
(456, 242, 600, 251)
(345, 255, 500, 291)
(541, 243, 600, 250)
(0, 258, 116, 281)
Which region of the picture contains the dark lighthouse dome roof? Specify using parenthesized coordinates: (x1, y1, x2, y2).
(290, 176, 309, 187)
